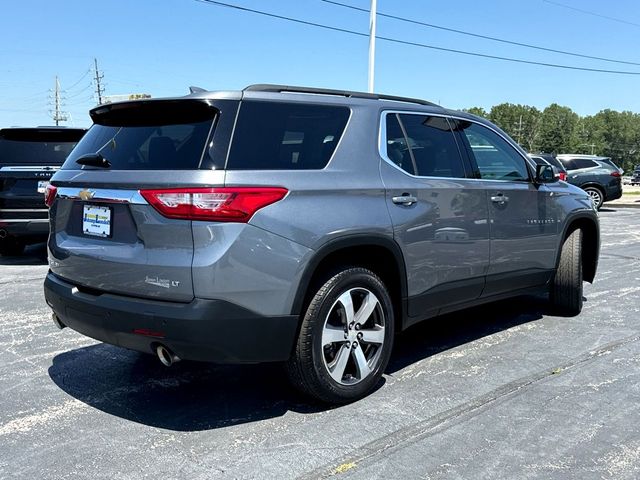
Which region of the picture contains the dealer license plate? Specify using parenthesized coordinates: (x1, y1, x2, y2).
(82, 205, 112, 238)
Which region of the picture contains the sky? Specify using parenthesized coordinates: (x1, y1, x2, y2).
(2, 0, 640, 128)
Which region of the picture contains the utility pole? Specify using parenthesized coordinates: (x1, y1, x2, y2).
(51, 76, 68, 126)
(368, 0, 377, 93)
(93, 58, 105, 105)
(514, 114, 523, 145)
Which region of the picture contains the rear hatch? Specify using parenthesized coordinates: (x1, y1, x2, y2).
(0, 128, 84, 226)
(47, 98, 237, 302)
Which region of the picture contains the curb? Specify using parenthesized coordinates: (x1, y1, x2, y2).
(605, 203, 640, 209)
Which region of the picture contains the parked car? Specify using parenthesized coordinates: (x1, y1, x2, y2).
(556, 154, 623, 210)
(44, 85, 599, 403)
(631, 167, 640, 186)
(0, 127, 86, 255)
(528, 153, 568, 181)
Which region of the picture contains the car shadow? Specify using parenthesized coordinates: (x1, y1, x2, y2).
(0, 242, 48, 266)
(387, 294, 549, 374)
(48, 345, 331, 431)
(49, 294, 553, 431)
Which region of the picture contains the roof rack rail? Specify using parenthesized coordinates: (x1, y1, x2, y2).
(243, 84, 438, 107)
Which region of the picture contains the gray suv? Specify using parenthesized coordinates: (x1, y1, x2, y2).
(44, 85, 600, 403)
(556, 154, 623, 209)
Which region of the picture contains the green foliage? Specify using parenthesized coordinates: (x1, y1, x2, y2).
(463, 107, 488, 118)
(464, 102, 640, 172)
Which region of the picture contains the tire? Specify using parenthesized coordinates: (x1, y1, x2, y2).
(0, 237, 26, 256)
(550, 229, 583, 316)
(287, 267, 395, 404)
(582, 186, 604, 210)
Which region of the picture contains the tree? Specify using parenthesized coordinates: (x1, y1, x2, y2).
(488, 103, 542, 152)
(538, 104, 578, 153)
(463, 107, 488, 118)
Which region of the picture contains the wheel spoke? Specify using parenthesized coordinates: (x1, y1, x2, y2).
(337, 290, 355, 324)
(352, 344, 371, 379)
(322, 324, 346, 347)
(329, 345, 350, 382)
(359, 326, 385, 345)
(353, 291, 379, 325)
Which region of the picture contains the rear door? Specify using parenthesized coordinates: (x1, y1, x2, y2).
(453, 119, 559, 296)
(48, 99, 234, 302)
(379, 112, 490, 321)
(0, 129, 83, 228)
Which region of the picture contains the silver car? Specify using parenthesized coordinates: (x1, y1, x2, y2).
(44, 85, 600, 403)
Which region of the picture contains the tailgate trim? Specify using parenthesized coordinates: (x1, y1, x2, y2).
(57, 187, 148, 205)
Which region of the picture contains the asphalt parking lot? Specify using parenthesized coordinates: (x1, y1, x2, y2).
(1, 208, 639, 480)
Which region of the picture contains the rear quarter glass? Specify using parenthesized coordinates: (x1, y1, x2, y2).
(225, 101, 350, 170)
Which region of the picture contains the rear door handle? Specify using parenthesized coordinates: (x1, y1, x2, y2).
(392, 195, 418, 206)
(490, 194, 509, 204)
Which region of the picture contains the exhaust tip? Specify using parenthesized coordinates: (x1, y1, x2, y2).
(0, 229, 7, 239)
(156, 345, 179, 367)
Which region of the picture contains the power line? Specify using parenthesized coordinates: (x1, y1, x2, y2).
(196, 0, 640, 76)
(542, 0, 640, 29)
(322, 0, 640, 67)
(64, 68, 91, 91)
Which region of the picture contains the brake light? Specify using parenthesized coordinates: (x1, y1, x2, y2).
(610, 171, 621, 177)
(558, 172, 567, 181)
(44, 184, 57, 208)
(139, 187, 288, 222)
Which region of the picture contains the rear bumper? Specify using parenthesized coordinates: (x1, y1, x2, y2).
(0, 218, 49, 239)
(44, 272, 299, 364)
(604, 184, 623, 202)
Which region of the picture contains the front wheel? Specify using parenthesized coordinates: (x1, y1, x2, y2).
(550, 229, 583, 316)
(287, 267, 395, 404)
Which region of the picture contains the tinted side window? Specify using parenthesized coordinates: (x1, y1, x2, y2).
(456, 121, 529, 181)
(397, 114, 465, 178)
(227, 101, 350, 170)
(573, 158, 598, 169)
(558, 158, 576, 170)
(385, 114, 415, 174)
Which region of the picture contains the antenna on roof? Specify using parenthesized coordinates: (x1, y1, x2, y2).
(189, 86, 207, 94)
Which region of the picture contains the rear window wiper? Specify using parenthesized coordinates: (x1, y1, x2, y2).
(76, 153, 111, 169)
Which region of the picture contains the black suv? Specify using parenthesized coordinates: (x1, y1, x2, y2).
(631, 167, 640, 186)
(0, 127, 86, 255)
(556, 155, 623, 210)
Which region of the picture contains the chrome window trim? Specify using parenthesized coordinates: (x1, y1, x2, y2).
(0, 208, 48, 212)
(0, 218, 49, 223)
(56, 187, 148, 204)
(0, 166, 61, 171)
(378, 110, 536, 182)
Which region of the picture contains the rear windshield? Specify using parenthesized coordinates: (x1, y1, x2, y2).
(62, 100, 218, 170)
(226, 101, 350, 170)
(63, 122, 213, 170)
(0, 129, 85, 166)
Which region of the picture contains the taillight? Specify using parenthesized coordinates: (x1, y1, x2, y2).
(44, 184, 57, 208)
(139, 187, 288, 222)
(610, 171, 621, 177)
(558, 172, 567, 181)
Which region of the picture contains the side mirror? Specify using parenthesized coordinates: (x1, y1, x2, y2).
(535, 164, 558, 184)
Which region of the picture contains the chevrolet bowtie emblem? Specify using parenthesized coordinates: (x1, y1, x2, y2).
(78, 189, 95, 201)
